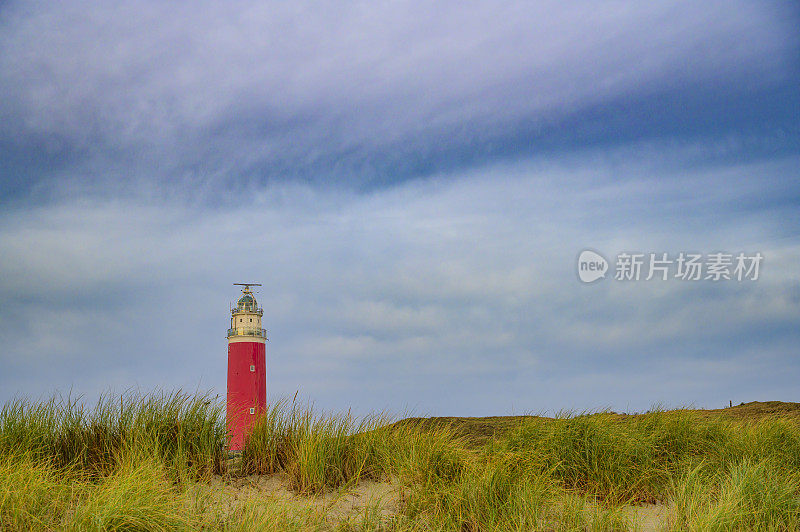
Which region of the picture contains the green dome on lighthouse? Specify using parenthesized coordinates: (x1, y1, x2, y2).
(237, 293, 256, 311)
(232, 284, 263, 315)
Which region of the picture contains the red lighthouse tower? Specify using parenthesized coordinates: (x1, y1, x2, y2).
(227, 283, 267, 451)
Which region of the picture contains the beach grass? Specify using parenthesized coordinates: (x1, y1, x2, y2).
(1, 392, 799, 530)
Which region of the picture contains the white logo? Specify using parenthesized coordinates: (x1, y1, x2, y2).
(577, 250, 608, 283)
(577, 250, 762, 284)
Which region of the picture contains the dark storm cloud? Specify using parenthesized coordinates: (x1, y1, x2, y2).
(0, 1, 797, 198)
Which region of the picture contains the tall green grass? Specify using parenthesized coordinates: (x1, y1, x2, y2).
(0, 451, 199, 530)
(0, 391, 226, 478)
(2, 393, 800, 530)
(0, 453, 74, 530)
(241, 399, 390, 492)
(669, 459, 800, 530)
(241, 399, 470, 495)
(241, 403, 636, 529)
(499, 409, 800, 505)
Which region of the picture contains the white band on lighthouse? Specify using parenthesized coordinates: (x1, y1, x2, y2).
(228, 329, 266, 344)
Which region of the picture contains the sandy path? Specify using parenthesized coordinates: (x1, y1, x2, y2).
(190, 473, 401, 524)
(192, 474, 673, 530)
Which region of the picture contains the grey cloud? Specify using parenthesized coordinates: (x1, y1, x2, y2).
(0, 1, 796, 195)
(0, 147, 797, 414)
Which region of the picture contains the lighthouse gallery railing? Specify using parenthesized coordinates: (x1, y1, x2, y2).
(227, 327, 267, 338)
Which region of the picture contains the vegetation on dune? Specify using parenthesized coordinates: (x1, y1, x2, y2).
(498, 409, 800, 504)
(0, 391, 226, 479)
(1, 393, 800, 530)
(670, 459, 800, 531)
(241, 399, 394, 492)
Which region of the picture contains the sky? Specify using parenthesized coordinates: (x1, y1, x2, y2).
(0, 1, 798, 417)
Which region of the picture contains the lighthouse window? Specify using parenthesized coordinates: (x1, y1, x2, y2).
(249, 318, 252, 322)
(249, 407, 255, 415)
(250, 365, 255, 372)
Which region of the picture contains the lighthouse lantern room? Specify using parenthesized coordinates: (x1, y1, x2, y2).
(227, 283, 267, 451)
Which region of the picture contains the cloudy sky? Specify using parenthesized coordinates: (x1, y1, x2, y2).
(1, 1, 798, 416)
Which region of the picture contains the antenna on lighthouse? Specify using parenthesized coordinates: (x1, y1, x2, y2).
(234, 283, 262, 293)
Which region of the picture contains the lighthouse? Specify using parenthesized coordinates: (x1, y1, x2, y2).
(227, 283, 267, 451)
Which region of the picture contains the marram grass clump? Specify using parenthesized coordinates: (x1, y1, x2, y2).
(499, 408, 800, 505)
(0, 391, 227, 479)
(669, 458, 800, 531)
(241, 399, 392, 492)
